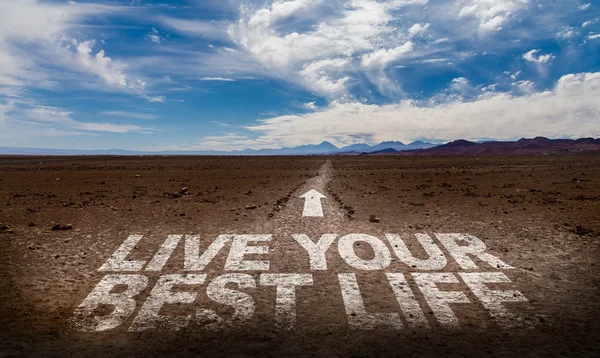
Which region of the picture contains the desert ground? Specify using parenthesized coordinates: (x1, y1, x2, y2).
(0, 155, 599, 357)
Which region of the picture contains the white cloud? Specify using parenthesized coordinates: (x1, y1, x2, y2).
(158, 16, 229, 40)
(588, 33, 600, 40)
(72, 40, 128, 87)
(148, 96, 167, 103)
(582, 19, 597, 27)
(450, 77, 470, 92)
(299, 58, 351, 95)
(512, 80, 535, 94)
(23, 106, 149, 133)
(523, 49, 554, 64)
(579, 3, 591, 10)
(0, 1, 121, 87)
(556, 26, 577, 39)
(458, 0, 529, 32)
(146, 28, 164, 44)
(201, 77, 236, 81)
(304, 102, 317, 110)
(408, 23, 430, 36)
(0, 1, 158, 100)
(228, 0, 430, 96)
(195, 71, 600, 149)
(361, 42, 414, 68)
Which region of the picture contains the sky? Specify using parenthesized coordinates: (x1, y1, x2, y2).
(0, 0, 599, 151)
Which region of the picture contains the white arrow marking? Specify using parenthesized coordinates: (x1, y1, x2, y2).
(300, 189, 326, 217)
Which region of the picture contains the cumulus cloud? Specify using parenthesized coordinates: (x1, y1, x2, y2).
(227, 0, 428, 96)
(458, 0, 529, 32)
(408, 23, 430, 36)
(304, 102, 318, 110)
(523, 49, 554, 64)
(196, 72, 600, 150)
(588, 33, 600, 40)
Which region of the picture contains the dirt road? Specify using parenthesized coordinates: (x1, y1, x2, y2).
(0, 155, 599, 356)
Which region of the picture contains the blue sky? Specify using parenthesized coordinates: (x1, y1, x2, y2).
(0, 0, 599, 151)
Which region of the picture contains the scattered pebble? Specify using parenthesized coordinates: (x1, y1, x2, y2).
(369, 214, 380, 223)
(52, 224, 73, 231)
(245, 204, 257, 210)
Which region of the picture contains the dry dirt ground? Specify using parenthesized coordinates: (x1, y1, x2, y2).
(0, 155, 599, 357)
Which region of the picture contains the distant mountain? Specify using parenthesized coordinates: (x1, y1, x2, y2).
(339, 143, 372, 152)
(394, 137, 600, 156)
(10, 137, 597, 156)
(335, 140, 435, 154)
(362, 148, 399, 155)
(0, 140, 436, 156)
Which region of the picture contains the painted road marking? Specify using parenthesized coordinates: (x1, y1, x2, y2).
(73, 233, 530, 332)
(300, 189, 326, 217)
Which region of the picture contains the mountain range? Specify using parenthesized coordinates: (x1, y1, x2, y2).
(1, 137, 598, 156)
(0, 140, 436, 156)
(388, 137, 600, 156)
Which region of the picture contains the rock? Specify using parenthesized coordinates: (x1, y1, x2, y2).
(165, 192, 181, 199)
(135, 175, 140, 178)
(245, 204, 257, 210)
(179, 187, 189, 195)
(369, 215, 380, 223)
(28, 222, 36, 227)
(52, 224, 73, 231)
(0, 224, 15, 233)
(55, 178, 60, 181)
(574, 225, 592, 236)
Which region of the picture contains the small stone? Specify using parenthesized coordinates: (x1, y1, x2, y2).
(135, 175, 140, 178)
(369, 214, 380, 223)
(52, 224, 72, 231)
(28, 222, 36, 227)
(245, 204, 257, 210)
(179, 187, 189, 195)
